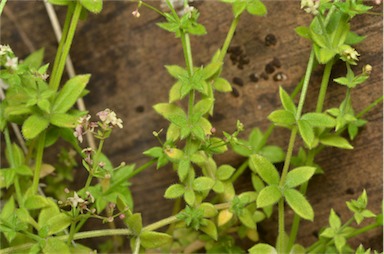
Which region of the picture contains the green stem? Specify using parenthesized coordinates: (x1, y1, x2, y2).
(49, 3, 74, 90)
(0, 202, 232, 254)
(288, 149, 315, 248)
(296, 49, 316, 119)
(0, 0, 7, 16)
(356, 96, 383, 118)
(133, 237, 141, 254)
(230, 159, 249, 183)
(278, 48, 315, 252)
(3, 128, 23, 206)
(315, 60, 334, 113)
(218, 15, 240, 63)
(288, 58, 333, 247)
(49, 2, 82, 91)
(32, 132, 46, 194)
(279, 128, 298, 187)
(128, 159, 156, 178)
(67, 220, 77, 246)
(139, 1, 164, 16)
(277, 199, 285, 253)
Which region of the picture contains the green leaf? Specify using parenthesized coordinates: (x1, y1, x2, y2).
(42, 238, 70, 254)
(268, 109, 296, 127)
(165, 65, 186, 79)
(279, 87, 296, 113)
(285, 166, 316, 188)
(47, 0, 70, 5)
(24, 195, 50, 210)
(169, 82, 183, 102)
(202, 62, 222, 79)
(297, 120, 315, 148)
(249, 243, 277, 254)
(184, 189, 195, 206)
(164, 184, 185, 199)
(246, 0, 267, 16)
(50, 113, 78, 128)
(329, 209, 341, 229)
(80, 0, 103, 14)
(177, 158, 190, 181)
(143, 147, 163, 158)
(38, 199, 60, 229)
(345, 31, 366, 45)
(233, 1, 247, 17)
(153, 103, 186, 125)
(289, 244, 306, 254)
(46, 213, 71, 235)
(259, 145, 285, 164)
(200, 219, 218, 240)
(257, 185, 282, 208)
(239, 208, 256, 229)
(249, 154, 280, 185)
(37, 99, 51, 113)
(127, 213, 142, 235)
(23, 48, 44, 69)
(284, 189, 314, 221)
(52, 75, 90, 113)
(193, 177, 215, 192)
(200, 203, 218, 218)
(140, 231, 172, 249)
(216, 165, 236, 181)
(194, 99, 213, 116)
(22, 114, 49, 139)
(301, 113, 336, 128)
(295, 26, 310, 39)
(320, 135, 353, 149)
(318, 48, 336, 64)
(213, 77, 232, 92)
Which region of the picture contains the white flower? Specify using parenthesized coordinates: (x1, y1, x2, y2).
(132, 9, 140, 18)
(5, 56, 18, 70)
(301, 0, 320, 15)
(67, 192, 85, 208)
(0, 45, 12, 56)
(97, 108, 123, 128)
(343, 47, 360, 62)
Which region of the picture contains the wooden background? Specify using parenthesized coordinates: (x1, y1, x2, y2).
(1, 0, 382, 251)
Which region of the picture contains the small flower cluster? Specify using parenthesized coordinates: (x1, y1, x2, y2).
(0, 44, 18, 71)
(73, 109, 123, 143)
(59, 191, 95, 214)
(339, 45, 360, 65)
(300, 0, 320, 15)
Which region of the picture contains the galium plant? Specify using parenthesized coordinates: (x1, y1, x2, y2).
(0, 0, 382, 253)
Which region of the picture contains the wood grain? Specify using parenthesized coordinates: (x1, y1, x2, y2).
(1, 1, 382, 251)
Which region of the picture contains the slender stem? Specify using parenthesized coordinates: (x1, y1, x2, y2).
(67, 220, 77, 246)
(278, 199, 285, 253)
(230, 159, 249, 183)
(140, 1, 164, 16)
(356, 96, 383, 118)
(31, 132, 46, 194)
(288, 149, 315, 248)
(144, 215, 178, 232)
(218, 15, 240, 63)
(49, 3, 74, 89)
(127, 159, 156, 178)
(0, 0, 7, 16)
(50, 2, 82, 91)
(133, 237, 141, 254)
(279, 128, 298, 187)
(315, 60, 333, 112)
(296, 49, 316, 119)
(3, 128, 23, 206)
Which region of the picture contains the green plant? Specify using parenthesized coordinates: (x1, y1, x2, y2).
(0, 0, 382, 253)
